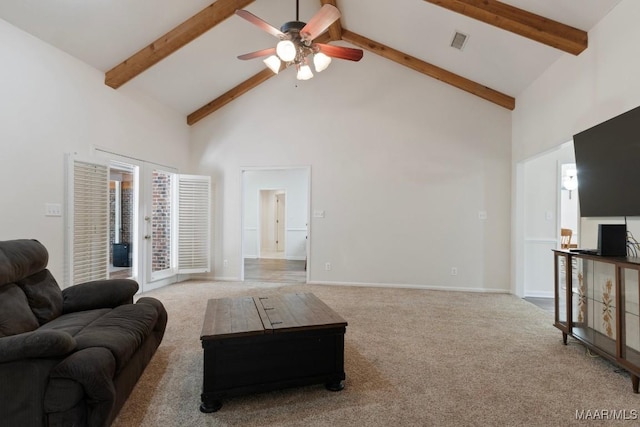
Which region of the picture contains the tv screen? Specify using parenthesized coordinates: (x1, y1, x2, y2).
(573, 105, 640, 217)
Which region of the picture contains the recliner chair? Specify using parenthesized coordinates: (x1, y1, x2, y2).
(0, 239, 167, 427)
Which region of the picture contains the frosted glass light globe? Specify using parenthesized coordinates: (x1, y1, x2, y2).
(276, 40, 296, 62)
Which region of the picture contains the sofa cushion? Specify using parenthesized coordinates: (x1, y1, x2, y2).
(0, 284, 39, 337)
(16, 269, 63, 325)
(41, 309, 112, 337)
(73, 303, 159, 372)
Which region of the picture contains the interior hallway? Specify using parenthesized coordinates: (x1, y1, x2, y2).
(244, 258, 306, 283)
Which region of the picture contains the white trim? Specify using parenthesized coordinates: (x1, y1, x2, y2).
(212, 276, 240, 281)
(208, 276, 509, 293)
(524, 291, 554, 298)
(307, 280, 510, 294)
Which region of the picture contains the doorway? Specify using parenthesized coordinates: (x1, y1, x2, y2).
(109, 164, 135, 280)
(559, 162, 579, 247)
(515, 141, 576, 298)
(259, 190, 286, 259)
(99, 151, 179, 291)
(241, 168, 310, 283)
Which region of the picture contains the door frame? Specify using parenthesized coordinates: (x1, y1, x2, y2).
(240, 166, 310, 282)
(94, 148, 179, 292)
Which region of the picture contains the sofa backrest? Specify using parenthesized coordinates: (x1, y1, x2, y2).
(0, 240, 63, 337)
(0, 239, 49, 286)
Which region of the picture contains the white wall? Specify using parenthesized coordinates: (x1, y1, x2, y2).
(242, 168, 309, 261)
(190, 48, 512, 292)
(0, 20, 190, 283)
(512, 0, 640, 296)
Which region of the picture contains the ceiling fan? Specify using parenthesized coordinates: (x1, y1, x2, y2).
(235, 1, 363, 80)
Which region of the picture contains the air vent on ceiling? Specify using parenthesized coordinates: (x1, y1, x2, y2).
(450, 31, 469, 51)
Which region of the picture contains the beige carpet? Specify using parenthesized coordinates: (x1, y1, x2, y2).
(112, 281, 639, 426)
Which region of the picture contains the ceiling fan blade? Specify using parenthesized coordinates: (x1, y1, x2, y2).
(235, 9, 285, 38)
(237, 47, 277, 60)
(300, 4, 341, 42)
(315, 43, 363, 62)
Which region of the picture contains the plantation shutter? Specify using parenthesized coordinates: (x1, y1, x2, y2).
(66, 155, 109, 286)
(177, 174, 211, 273)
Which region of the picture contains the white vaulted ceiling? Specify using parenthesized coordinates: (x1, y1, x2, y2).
(0, 0, 623, 124)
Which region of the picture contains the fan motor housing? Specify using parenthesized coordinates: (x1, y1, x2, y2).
(280, 21, 306, 34)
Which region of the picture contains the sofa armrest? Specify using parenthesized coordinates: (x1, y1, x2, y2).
(46, 347, 117, 427)
(136, 297, 168, 336)
(62, 279, 138, 313)
(0, 329, 76, 363)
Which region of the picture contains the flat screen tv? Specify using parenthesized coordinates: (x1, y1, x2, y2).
(573, 105, 640, 217)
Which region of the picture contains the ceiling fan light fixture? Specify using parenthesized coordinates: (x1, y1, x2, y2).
(296, 63, 313, 80)
(313, 52, 331, 72)
(263, 55, 281, 74)
(276, 39, 296, 62)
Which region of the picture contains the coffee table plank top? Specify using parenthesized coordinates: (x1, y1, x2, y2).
(257, 293, 347, 333)
(200, 296, 265, 339)
(201, 292, 347, 340)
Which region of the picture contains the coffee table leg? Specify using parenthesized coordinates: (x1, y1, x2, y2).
(200, 398, 222, 413)
(325, 380, 345, 391)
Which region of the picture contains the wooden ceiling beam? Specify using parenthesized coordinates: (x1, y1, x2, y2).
(341, 29, 515, 110)
(187, 2, 519, 125)
(320, 0, 343, 41)
(105, 0, 255, 89)
(422, 0, 587, 55)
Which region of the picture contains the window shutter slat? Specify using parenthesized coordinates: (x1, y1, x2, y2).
(177, 175, 211, 273)
(67, 158, 109, 285)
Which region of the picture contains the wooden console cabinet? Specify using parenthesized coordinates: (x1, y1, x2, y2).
(553, 250, 640, 392)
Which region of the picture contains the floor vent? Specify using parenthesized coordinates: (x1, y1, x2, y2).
(451, 31, 469, 50)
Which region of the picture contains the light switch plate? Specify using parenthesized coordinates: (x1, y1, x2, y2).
(45, 203, 62, 217)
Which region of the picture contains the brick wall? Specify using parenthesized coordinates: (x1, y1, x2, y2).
(152, 171, 171, 272)
(109, 180, 133, 265)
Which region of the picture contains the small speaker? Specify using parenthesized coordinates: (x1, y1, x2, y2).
(113, 243, 131, 267)
(598, 224, 627, 257)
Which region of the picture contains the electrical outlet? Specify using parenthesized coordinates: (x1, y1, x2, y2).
(325, 262, 331, 271)
(223, 259, 228, 268)
(451, 267, 458, 276)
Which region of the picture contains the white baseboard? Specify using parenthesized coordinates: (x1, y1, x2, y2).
(523, 291, 554, 298)
(213, 276, 241, 282)
(307, 280, 510, 294)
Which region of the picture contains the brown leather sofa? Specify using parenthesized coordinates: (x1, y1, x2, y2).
(0, 239, 167, 427)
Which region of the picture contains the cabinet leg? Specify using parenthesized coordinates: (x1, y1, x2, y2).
(200, 399, 222, 413)
(632, 375, 639, 394)
(562, 332, 567, 345)
(326, 380, 345, 391)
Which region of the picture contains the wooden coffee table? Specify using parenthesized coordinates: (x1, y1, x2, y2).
(199, 292, 347, 412)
